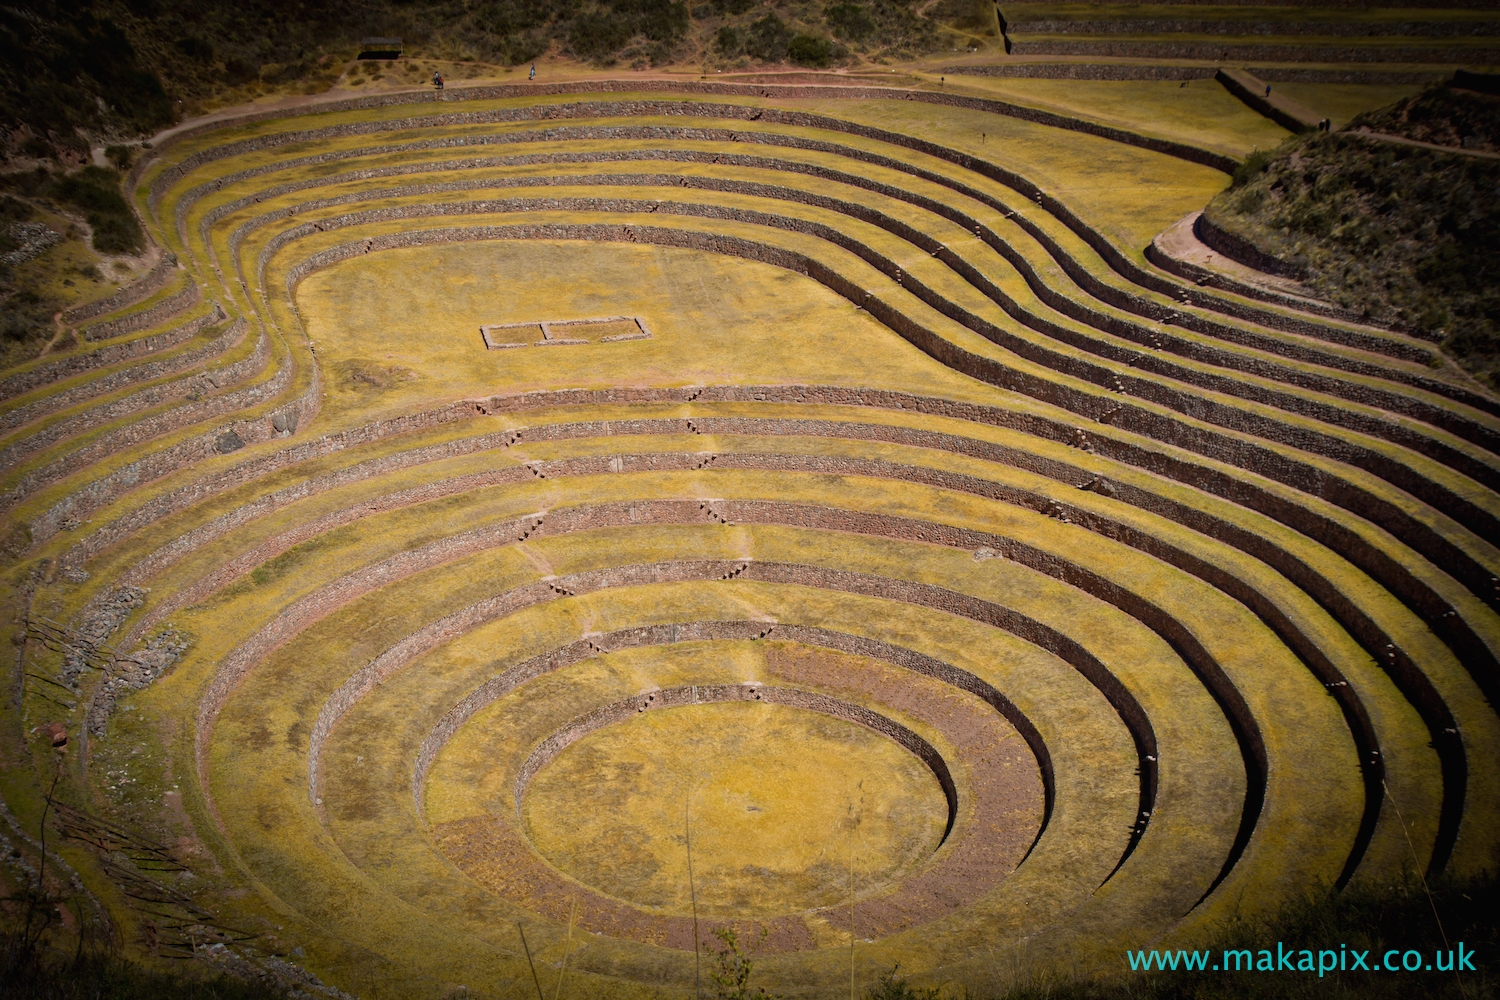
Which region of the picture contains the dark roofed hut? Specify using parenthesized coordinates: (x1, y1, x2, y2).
(359, 37, 403, 59)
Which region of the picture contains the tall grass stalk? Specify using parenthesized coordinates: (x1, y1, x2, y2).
(689, 794, 702, 1000)
(553, 899, 576, 1000)
(517, 922, 545, 1000)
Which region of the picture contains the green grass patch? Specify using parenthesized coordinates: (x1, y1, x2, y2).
(250, 525, 359, 587)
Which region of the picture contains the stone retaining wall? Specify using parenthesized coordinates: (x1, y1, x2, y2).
(201, 548, 1154, 869)
(268, 218, 1500, 579)
(1010, 39, 1500, 64)
(197, 136, 1489, 427)
(948, 64, 1214, 81)
(0, 307, 234, 434)
(115, 434, 519, 593)
(1145, 224, 1337, 318)
(60, 252, 176, 325)
(0, 319, 260, 472)
(406, 630, 1038, 949)
(54, 376, 1486, 872)
(1250, 66, 1450, 85)
(141, 85, 1234, 218)
(81, 281, 202, 342)
(0, 326, 274, 511)
(229, 167, 1483, 447)
(77, 401, 1461, 868)
(946, 64, 1448, 85)
(158, 95, 1453, 385)
(146, 98, 1233, 242)
(68, 377, 1496, 729)
(280, 192, 1453, 486)
(0, 304, 231, 405)
(1196, 211, 1309, 281)
(1215, 68, 1320, 133)
(1007, 19, 1500, 37)
(397, 619, 1049, 831)
(30, 356, 319, 546)
(203, 492, 1436, 890)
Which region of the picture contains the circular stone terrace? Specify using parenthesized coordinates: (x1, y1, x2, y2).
(5, 79, 1499, 999)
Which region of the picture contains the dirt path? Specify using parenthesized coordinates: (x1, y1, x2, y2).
(1345, 126, 1500, 160)
(41, 312, 72, 356)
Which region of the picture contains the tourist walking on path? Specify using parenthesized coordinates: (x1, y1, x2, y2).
(530, 63, 536, 80)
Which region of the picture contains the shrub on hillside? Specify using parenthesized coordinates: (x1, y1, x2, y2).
(745, 13, 793, 61)
(1350, 85, 1499, 153)
(696, 0, 757, 16)
(103, 145, 135, 171)
(788, 33, 834, 66)
(0, 195, 32, 223)
(716, 25, 746, 56)
(0, 288, 55, 345)
(567, 0, 690, 63)
(825, 0, 937, 55)
(826, 3, 877, 42)
(47, 167, 142, 255)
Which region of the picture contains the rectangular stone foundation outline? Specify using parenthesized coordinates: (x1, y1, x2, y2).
(480, 316, 653, 350)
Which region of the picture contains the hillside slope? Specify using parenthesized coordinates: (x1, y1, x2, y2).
(1203, 84, 1500, 390)
(1, 0, 989, 159)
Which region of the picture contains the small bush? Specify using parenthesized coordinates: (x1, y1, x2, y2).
(223, 57, 258, 86)
(570, 11, 635, 60)
(173, 34, 215, 60)
(17, 136, 54, 161)
(715, 25, 744, 56)
(826, 3, 877, 42)
(625, 0, 690, 42)
(867, 965, 945, 999)
(745, 14, 793, 61)
(0, 169, 51, 198)
(0, 289, 56, 344)
(707, 927, 782, 999)
(0, 195, 33, 222)
(1230, 147, 1272, 189)
(103, 145, 135, 171)
(1206, 89, 1500, 390)
(566, 0, 688, 63)
(47, 167, 142, 255)
(788, 34, 834, 66)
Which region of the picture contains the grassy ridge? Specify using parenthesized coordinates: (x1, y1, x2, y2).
(1204, 85, 1500, 390)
